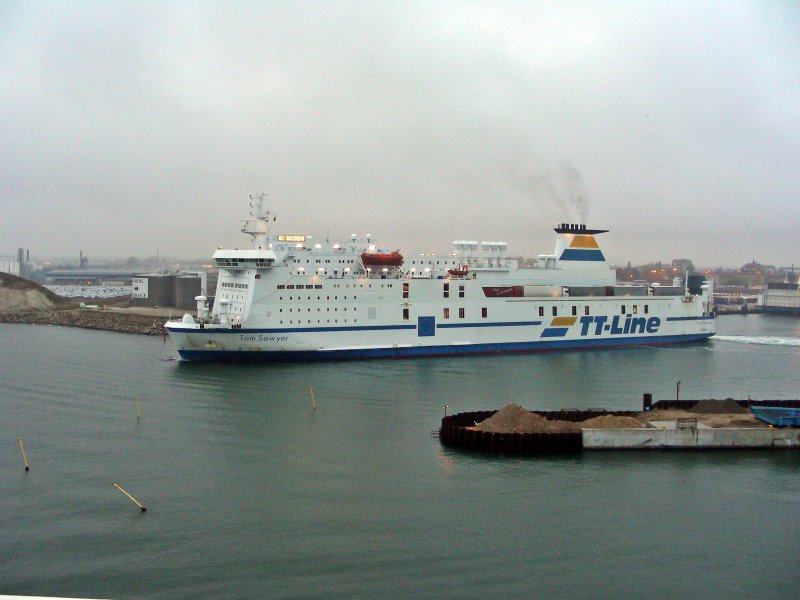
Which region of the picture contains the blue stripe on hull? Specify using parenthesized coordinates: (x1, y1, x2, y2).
(166, 324, 416, 334)
(175, 333, 714, 362)
(437, 320, 542, 329)
(666, 316, 715, 322)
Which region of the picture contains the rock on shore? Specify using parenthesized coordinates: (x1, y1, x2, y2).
(0, 309, 167, 335)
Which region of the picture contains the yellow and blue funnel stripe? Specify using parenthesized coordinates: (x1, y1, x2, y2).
(559, 235, 605, 261)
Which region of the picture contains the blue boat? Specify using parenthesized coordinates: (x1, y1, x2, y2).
(750, 406, 800, 427)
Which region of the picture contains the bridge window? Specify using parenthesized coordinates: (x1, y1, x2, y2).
(443, 308, 450, 319)
(584, 306, 590, 316)
(403, 282, 409, 299)
(633, 305, 638, 314)
(459, 307, 465, 319)
(539, 307, 544, 317)
(572, 305, 577, 316)
(621, 305, 626, 314)
(482, 307, 488, 318)
(402, 308, 409, 320)
(443, 283, 449, 298)
(552, 306, 557, 316)
(459, 285, 465, 298)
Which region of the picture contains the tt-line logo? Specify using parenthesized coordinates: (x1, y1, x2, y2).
(578, 315, 661, 336)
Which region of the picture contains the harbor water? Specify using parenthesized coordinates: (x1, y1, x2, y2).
(1, 315, 799, 598)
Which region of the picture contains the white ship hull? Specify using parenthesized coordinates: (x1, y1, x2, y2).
(166, 196, 715, 361)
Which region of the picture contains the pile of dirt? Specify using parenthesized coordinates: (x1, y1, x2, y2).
(581, 415, 643, 429)
(0, 272, 73, 313)
(545, 420, 582, 433)
(473, 404, 586, 434)
(475, 404, 549, 433)
(688, 399, 748, 414)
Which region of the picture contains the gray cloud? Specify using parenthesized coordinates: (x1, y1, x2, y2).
(1, 0, 798, 267)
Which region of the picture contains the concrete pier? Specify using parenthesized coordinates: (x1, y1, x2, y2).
(582, 423, 800, 449)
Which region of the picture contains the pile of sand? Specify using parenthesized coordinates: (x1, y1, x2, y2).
(474, 404, 616, 434)
(688, 399, 747, 414)
(0, 273, 71, 313)
(475, 404, 550, 433)
(581, 415, 643, 429)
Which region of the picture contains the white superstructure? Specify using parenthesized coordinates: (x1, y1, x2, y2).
(165, 194, 715, 361)
(758, 282, 800, 315)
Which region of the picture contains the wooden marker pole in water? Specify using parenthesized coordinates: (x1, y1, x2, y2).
(113, 483, 146, 512)
(17, 436, 29, 472)
(309, 385, 316, 410)
(136, 400, 141, 421)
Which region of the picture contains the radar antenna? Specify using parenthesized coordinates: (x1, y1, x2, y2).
(249, 192, 271, 220)
(241, 191, 275, 247)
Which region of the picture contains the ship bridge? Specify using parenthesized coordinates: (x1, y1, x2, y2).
(212, 249, 277, 269)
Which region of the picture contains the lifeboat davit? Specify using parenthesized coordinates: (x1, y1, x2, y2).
(360, 251, 404, 268)
(447, 264, 469, 277)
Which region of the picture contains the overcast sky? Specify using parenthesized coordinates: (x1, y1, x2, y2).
(1, 0, 798, 268)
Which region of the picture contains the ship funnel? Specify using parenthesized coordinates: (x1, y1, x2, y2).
(195, 295, 209, 321)
(218, 299, 231, 325)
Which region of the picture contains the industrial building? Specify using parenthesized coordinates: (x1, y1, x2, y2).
(131, 272, 208, 310)
(0, 248, 33, 278)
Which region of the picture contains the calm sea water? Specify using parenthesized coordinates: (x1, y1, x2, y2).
(1, 315, 799, 599)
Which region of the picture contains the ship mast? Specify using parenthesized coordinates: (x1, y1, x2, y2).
(240, 192, 274, 250)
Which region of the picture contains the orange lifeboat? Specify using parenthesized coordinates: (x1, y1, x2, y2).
(360, 251, 404, 268)
(447, 264, 469, 277)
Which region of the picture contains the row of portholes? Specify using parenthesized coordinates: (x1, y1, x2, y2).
(281, 307, 354, 312)
(280, 296, 355, 301)
(331, 283, 393, 288)
(280, 319, 357, 325)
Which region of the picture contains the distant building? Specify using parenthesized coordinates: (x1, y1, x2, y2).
(671, 258, 694, 273)
(0, 248, 32, 277)
(131, 271, 208, 310)
(0, 255, 20, 276)
(739, 260, 776, 275)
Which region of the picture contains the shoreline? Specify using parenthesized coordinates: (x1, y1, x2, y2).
(0, 309, 169, 336)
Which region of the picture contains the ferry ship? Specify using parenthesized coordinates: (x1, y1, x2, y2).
(758, 282, 800, 315)
(165, 194, 715, 361)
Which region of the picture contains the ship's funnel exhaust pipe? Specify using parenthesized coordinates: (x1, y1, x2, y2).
(195, 295, 208, 321)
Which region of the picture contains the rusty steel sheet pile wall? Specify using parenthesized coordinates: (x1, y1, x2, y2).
(439, 409, 638, 454)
